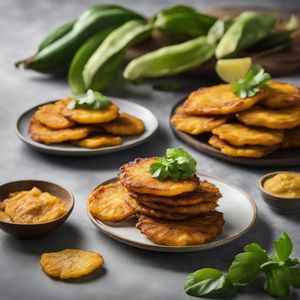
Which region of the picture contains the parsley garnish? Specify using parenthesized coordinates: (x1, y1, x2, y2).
(231, 64, 271, 99)
(68, 89, 112, 110)
(149, 148, 196, 181)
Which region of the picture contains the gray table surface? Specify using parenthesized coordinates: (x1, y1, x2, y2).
(1, 1, 300, 299)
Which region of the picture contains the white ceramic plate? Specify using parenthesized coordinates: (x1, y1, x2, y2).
(16, 98, 158, 156)
(88, 173, 257, 252)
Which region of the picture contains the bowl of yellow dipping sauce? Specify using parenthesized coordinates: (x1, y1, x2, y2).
(260, 171, 300, 214)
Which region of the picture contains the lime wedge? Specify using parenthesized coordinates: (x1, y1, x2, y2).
(216, 57, 252, 83)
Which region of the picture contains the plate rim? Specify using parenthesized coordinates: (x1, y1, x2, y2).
(87, 172, 257, 252)
(15, 98, 159, 156)
(170, 98, 300, 167)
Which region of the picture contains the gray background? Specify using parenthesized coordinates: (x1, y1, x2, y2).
(1, 0, 300, 299)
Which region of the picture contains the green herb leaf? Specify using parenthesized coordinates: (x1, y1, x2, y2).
(273, 232, 293, 261)
(184, 268, 233, 298)
(228, 243, 269, 286)
(150, 148, 196, 181)
(290, 268, 300, 288)
(231, 64, 270, 99)
(67, 89, 112, 110)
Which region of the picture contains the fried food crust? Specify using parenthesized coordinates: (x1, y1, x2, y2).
(40, 249, 104, 280)
(101, 113, 145, 136)
(209, 135, 279, 158)
(88, 181, 134, 222)
(34, 98, 75, 129)
(63, 103, 119, 124)
(236, 105, 300, 129)
(129, 181, 221, 206)
(182, 84, 265, 115)
(119, 158, 199, 196)
(30, 118, 91, 144)
(281, 127, 300, 148)
(212, 123, 284, 146)
(171, 107, 228, 135)
(0, 210, 11, 222)
(136, 211, 224, 246)
(73, 134, 123, 149)
(261, 81, 300, 109)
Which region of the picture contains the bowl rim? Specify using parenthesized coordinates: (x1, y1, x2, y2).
(259, 171, 300, 201)
(0, 179, 75, 226)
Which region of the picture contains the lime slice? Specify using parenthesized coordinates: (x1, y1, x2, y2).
(216, 57, 252, 83)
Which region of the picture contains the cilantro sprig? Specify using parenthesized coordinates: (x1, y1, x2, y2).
(231, 64, 271, 99)
(150, 148, 196, 181)
(68, 89, 112, 110)
(184, 232, 300, 298)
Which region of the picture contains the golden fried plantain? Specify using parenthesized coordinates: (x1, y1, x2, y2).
(63, 103, 119, 124)
(101, 113, 145, 136)
(171, 107, 228, 135)
(88, 181, 134, 222)
(281, 127, 300, 148)
(209, 135, 279, 158)
(5, 187, 67, 224)
(40, 249, 104, 280)
(129, 181, 221, 206)
(212, 123, 284, 146)
(261, 81, 300, 109)
(34, 98, 75, 129)
(73, 134, 123, 149)
(119, 158, 199, 196)
(30, 118, 91, 144)
(0, 210, 11, 222)
(236, 105, 300, 129)
(182, 84, 265, 115)
(136, 211, 224, 246)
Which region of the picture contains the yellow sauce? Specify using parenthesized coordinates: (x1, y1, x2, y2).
(264, 172, 300, 199)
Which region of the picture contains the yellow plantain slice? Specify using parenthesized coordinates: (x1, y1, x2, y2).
(73, 134, 123, 149)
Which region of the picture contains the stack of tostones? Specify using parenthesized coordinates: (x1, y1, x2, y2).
(30, 97, 145, 148)
(171, 81, 300, 158)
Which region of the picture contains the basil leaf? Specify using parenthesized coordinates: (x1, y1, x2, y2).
(273, 232, 293, 261)
(228, 243, 268, 285)
(264, 265, 291, 298)
(290, 267, 300, 288)
(184, 268, 233, 297)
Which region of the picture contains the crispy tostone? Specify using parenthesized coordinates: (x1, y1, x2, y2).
(136, 211, 224, 246)
(281, 127, 300, 148)
(182, 84, 265, 115)
(73, 134, 123, 149)
(40, 249, 104, 280)
(261, 81, 300, 109)
(236, 105, 300, 129)
(209, 135, 279, 158)
(88, 181, 134, 222)
(212, 123, 284, 146)
(63, 103, 119, 124)
(34, 98, 75, 129)
(119, 157, 199, 197)
(101, 113, 145, 136)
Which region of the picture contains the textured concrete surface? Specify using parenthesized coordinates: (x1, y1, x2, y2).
(0, 1, 300, 300)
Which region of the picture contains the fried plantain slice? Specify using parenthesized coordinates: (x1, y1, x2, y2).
(30, 118, 91, 144)
(182, 84, 265, 115)
(119, 158, 199, 196)
(0, 210, 11, 222)
(171, 107, 228, 135)
(236, 105, 300, 129)
(129, 181, 221, 206)
(281, 127, 300, 148)
(63, 104, 119, 124)
(5, 187, 67, 224)
(212, 123, 284, 146)
(209, 135, 279, 158)
(101, 113, 145, 136)
(136, 211, 224, 246)
(88, 181, 134, 223)
(73, 134, 123, 149)
(40, 249, 104, 280)
(261, 81, 300, 109)
(34, 98, 75, 129)
(124, 196, 191, 220)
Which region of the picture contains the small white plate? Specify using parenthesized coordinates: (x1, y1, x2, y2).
(88, 173, 257, 252)
(16, 98, 158, 156)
